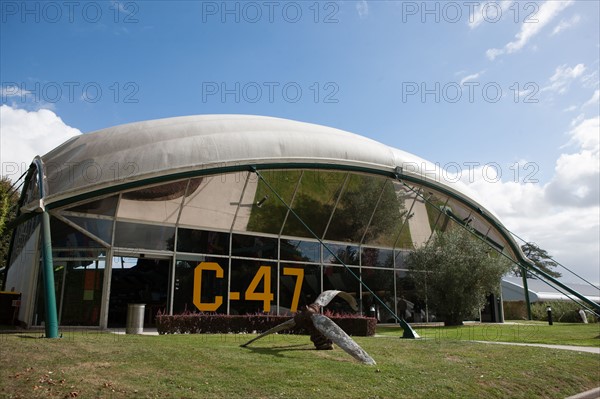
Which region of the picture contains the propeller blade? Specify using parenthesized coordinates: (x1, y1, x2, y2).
(313, 290, 358, 311)
(240, 318, 296, 347)
(310, 313, 376, 365)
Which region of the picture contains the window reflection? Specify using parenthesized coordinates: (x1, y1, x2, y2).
(180, 175, 244, 231)
(323, 243, 359, 265)
(280, 239, 320, 263)
(113, 221, 175, 251)
(361, 247, 394, 268)
(282, 170, 347, 238)
(177, 228, 229, 255)
(362, 268, 395, 322)
(118, 181, 190, 224)
(231, 234, 277, 259)
(51, 217, 105, 249)
(243, 170, 302, 235)
(325, 174, 385, 242)
(64, 216, 113, 244)
(66, 196, 118, 217)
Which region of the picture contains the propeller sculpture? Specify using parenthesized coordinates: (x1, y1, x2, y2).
(241, 290, 376, 365)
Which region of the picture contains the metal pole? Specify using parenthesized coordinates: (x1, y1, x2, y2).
(41, 211, 59, 338)
(521, 270, 532, 320)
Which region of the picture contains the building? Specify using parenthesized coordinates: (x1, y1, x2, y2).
(502, 277, 600, 303)
(4, 115, 547, 330)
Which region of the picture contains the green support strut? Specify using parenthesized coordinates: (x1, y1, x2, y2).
(41, 211, 59, 338)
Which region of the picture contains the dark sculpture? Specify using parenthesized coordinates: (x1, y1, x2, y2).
(241, 290, 376, 365)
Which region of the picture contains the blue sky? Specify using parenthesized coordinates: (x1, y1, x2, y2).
(1, 0, 599, 283)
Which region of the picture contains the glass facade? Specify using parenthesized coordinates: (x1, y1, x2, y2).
(26, 169, 516, 327)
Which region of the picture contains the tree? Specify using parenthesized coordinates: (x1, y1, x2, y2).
(0, 177, 19, 287)
(406, 227, 512, 326)
(516, 243, 562, 278)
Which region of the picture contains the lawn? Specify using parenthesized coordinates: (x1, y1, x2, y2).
(1, 324, 599, 399)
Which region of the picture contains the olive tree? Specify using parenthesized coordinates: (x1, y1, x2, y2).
(406, 227, 512, 326)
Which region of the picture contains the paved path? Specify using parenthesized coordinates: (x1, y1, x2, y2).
(472, 340, 600, 354)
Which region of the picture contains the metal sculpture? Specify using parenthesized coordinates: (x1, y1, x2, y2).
(241, 290, 376, 365)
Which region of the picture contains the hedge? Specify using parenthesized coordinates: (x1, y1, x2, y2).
(503, 300, 598, 323)
(155, 312, 377, 336)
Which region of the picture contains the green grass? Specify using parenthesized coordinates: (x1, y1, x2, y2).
(1, 327, 598, 399)
(377, 321, 600, 347)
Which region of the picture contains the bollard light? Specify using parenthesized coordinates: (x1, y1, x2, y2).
(546, 306, 553, 325)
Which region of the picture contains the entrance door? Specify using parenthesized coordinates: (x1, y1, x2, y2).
(108, 256, 170, 328)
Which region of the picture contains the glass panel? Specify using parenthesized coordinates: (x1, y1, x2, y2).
(361, 268, 395, 322)
(325, 173, 385, 242)
(323, 265, 360, 313)
(51, 217, 104, 249)
(280, 239, 320, 263)
(394, 249, 410, 270)
(231, 234, 277, 259)
(361, 248, 394, 268)
(279, 264, 321, 315)
(173, 257, 229, 314)
(64, 216, 113, 244)
(9, 214, 41, 265)
(177, 228, 229, 255)
(395, 269, 431, 322)
(113, 222, 175, 251)
(66, 196, 118, 217)
(229, 259, 277, 315)
(282, 170, 347, 239)
(117, 181, 188, 224)
(241, 170, 302, 235)
(405, 188, 434, 248)
(364, 180, 410, 247)
(108, 257, 170, 327)
(424, 191, 450, 232)
(323, 243, 359, 265)
(179, 174, 245, 231)
(392, 182, 416, 250)
(60, 257, 105, 326)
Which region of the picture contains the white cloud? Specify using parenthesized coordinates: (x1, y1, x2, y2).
(356, 0, 369, 18)
(463, 116, 600, 284)
(583, 89, 600, 108)
(486, 0, 574, 60)
(0, 105, 81, 181)
(1, 85, 31, 99)
(542, 63, 586, 94)
(460, 71, 485, 85)
(563, 105, 577, 112)
(551, 14, 581, 36)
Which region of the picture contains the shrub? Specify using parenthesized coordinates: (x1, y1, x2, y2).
(503, 301, 528, 320)
(155, 312, 377, 336)
(530, 301, 598, 323)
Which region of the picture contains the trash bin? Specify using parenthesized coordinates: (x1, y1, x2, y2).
(126, 303, 145, 334)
